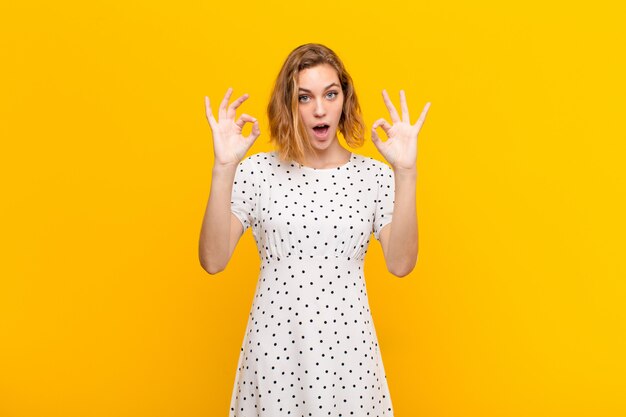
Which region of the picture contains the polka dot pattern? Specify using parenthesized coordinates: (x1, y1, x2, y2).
(228, 151, 395, 416)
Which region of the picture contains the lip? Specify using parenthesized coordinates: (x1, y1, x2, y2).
(311, 124, 331, 140)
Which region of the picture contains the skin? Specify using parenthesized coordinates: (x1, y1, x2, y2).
(371, 90, 431, 276)
(296, 63, 350, 168)
(198, 65, 430, 276)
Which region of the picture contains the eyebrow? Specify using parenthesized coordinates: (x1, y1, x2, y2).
(298, 83, 340, 93)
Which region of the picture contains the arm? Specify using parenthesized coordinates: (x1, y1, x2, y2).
(379, 167, 418, 277)
(198, 164, 244, 274)
(372, 89, 430, 277)
(198, 88, 260, 275)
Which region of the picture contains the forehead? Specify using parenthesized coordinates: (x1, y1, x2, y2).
(297, 64, 340, 90)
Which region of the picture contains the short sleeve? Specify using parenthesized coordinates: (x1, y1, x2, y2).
(373, 163, 395, 241)
(230, 156, 258, 233)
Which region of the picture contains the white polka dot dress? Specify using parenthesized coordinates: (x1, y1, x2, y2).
(228, 150, 396, 416)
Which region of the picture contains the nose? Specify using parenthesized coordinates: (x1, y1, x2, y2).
(313, 98, 326, 117)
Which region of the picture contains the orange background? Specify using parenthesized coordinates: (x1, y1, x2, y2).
(2, 0, 625, 416)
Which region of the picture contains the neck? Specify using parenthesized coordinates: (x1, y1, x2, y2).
(303, 137, 350, 168)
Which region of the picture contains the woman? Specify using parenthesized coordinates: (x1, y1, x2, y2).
(199, 43, 430, 416)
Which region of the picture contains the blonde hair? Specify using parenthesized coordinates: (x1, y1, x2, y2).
(267, 43, 365, 165)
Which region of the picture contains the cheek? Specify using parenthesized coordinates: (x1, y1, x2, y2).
(297, 105, 307, 120)
(333, 103, 344, 119)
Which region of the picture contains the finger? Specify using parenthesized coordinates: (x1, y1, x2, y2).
(382, 89, 401, 123)
(218, 87, 233, 120)
(371, 126, 383, 152)
(227, 93, 250, 119)
(205, 96, 217, 129)
(400, 90, 410, 123)
(247, 120, 261, 142)
(234, 113, 257, 130)
(414, 102, 431, 130)
(372, 118, 393, 138)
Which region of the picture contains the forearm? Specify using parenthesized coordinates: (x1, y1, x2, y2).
(199, 164, 238, 273)
(386, 168, 419, 276)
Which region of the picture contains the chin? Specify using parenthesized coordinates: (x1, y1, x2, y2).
(308, 131, 337, 151)
(310, 139, 332, 149)
(309, 141, 333, 153)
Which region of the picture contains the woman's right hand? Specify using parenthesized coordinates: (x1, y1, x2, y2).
(204, 87, 260, 168)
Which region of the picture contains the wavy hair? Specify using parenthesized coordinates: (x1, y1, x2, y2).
(267, 43, 365, 166)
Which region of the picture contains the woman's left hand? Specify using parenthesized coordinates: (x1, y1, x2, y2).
(371, 90, 430, 172)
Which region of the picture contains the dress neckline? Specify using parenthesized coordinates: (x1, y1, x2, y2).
(297, 152, 354, 171)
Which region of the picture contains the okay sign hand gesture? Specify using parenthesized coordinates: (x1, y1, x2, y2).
(371, 90, 430, 172)
(204, 87, 261, 168)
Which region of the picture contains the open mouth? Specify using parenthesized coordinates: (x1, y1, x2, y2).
(312, 124, 330, 138)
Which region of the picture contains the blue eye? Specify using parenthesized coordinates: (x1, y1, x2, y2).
(298, 95, 309, 103)
(326, 91, 339, 99)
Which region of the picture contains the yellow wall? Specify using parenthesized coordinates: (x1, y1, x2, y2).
(2, 0, 625, 416)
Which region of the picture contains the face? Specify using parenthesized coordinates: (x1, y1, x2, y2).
(297, 64, 344, 151)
